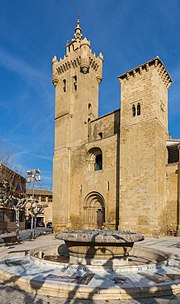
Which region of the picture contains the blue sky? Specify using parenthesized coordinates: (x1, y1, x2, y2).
(0, 0, 180, 189)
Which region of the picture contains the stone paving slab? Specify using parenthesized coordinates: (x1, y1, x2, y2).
(0, 283, 180, 304)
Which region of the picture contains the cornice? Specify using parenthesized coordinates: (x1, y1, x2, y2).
(118, 57, 172, 89)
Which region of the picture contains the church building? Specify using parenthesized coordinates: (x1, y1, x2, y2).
(52, 19, 180, 236)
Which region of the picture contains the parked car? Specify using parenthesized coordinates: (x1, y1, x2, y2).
(46, 222, 52, 228)
(37, 221, 45, 227)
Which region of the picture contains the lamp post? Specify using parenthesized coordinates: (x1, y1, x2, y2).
(26, 169, 41, 239)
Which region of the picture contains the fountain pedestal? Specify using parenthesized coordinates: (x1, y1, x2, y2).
(67, 241, 133, 266)
(56, 230, 144, 267)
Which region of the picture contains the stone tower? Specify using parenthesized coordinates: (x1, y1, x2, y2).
(52, 19, 103, 232)
(119, 58, 172, 236)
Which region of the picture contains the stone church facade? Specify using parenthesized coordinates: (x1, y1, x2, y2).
(52, 20, 180, 236)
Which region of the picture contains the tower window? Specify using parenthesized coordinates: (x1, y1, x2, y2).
(63, 79, 66, 92)
(132, 104, 136, 117)
(137, 103, 141, 116)
(88, 147, 103, 171)
(95, 154, 102, 171)
(73, 76, 77, 90)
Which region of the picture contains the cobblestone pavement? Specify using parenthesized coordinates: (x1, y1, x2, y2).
(0, 235, 180, 303)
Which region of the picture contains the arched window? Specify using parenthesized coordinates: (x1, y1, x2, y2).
(88, 148, 103, 171)
(137, 103, 141, 116)
(132, 104, 136, 117)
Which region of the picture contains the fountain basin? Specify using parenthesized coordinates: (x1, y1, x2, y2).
(0, 237, 178, 302)
(56, 230, 144, 266)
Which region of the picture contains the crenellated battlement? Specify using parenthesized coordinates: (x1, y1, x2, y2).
(56, 57, 81, 74)
(52, 19, 103, 87)
(53, 55, 101, 76)
(118, 57, 172, 89)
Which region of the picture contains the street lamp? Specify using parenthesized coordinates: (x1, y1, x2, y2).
(26, 169, 41, 239)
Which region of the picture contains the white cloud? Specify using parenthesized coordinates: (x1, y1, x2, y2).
(0, 47, 51, 98)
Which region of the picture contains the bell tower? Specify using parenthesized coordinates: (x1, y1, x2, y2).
(52, 19, 103, 232)
(119, 57, 172, 236)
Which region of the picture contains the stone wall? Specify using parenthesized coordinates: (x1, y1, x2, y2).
(69, 134, 119, 230)
(89, 109, 120, 141)
(64, 110, 120, 230)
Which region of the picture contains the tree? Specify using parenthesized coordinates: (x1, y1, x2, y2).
(26, 200, 48, 239)
(0, 164, 27, 237)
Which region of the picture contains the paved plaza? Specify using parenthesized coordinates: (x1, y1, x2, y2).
(0, 234, 180, 303)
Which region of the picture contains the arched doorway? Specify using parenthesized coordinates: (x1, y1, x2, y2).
(83, 192, 105, 229)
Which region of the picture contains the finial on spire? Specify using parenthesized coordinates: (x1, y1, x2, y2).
(74, 14, 82, 41)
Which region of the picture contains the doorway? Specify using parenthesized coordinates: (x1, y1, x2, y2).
(83, 191, 105, 229)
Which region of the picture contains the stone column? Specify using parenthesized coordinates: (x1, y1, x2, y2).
(177, 144, 180, 235)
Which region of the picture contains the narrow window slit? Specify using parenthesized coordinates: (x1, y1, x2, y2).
(73, 76, 77, 90)
(132, 104, 136, 117)
(137, 103, 141, 116)
(63, 79, 66, 92)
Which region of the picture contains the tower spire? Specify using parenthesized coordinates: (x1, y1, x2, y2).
(74, 16, 82, 41)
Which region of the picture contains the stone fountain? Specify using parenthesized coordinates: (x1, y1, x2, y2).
(56, 229, 144, 267)
(1, 229, 180, 301)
